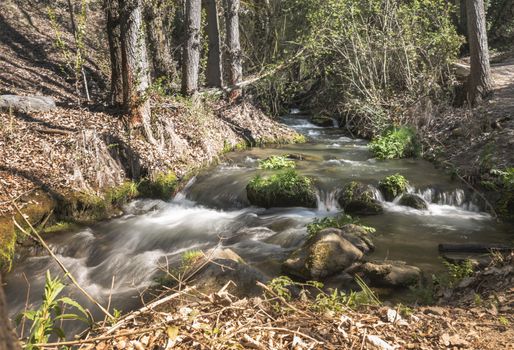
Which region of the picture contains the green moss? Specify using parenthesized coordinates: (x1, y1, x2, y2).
(41, 221, 78, 234)
(292, 134, 307, 144)
(138, 171, 178, 200)
(107, 181, 139, 206)
(246, 169, 317, 208)
(0, 222, 16, 271)
(378, 174, 409, 201)
(258, 155, 296, 170)
(369, 126, 419, 159)
(306, 214, 375, 239)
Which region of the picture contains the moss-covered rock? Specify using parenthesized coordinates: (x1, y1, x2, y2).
(378, 174, 409, 201)
(338, 181, 383, 215)
(311, 114, 335, 127)
(320, 225, 375, 254)
(246, 170, 317, 208)
(399, 193, 428, 210)
(283, 230, 363, 280)
(138, 171, 178, 200)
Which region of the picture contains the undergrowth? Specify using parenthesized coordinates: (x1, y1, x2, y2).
(369, 127, 419, 159)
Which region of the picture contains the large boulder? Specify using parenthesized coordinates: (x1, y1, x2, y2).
(398, 194, 428, 210)
(246, 170, 317, 208)
(358, 261, 422, 288)
(338, 181, 383, 215)
(0, 95, 56, 113)
(283, 231, 363, 280)
(188, 248, 268, 297)
(320, 225, 375, 254)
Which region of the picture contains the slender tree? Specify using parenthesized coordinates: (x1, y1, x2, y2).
(205, 0, 223, 88)
(144, 0, 176, 81)
(182, 0, 202, 95)
(119, 0, 155, 143)
(0, 275, 20, 350)
(224, 0, 242, 96)
(105, 0, 123, 106)
(466, 0, 493, 104)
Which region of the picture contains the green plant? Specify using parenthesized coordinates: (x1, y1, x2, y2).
(107, 181, 140, 206)
(246, 169, 316, 208)
(21, 271, 91, 349)
(267, 276, 295, 301)
(369, 127, 418, 159)
(378, 174, 410, 201)
(498, 316, 510, 326)
(306, 214, 376, 238)
(258, 155, 296, 170)
(434, 259, 474, 288)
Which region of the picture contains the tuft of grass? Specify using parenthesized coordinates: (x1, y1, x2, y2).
(107, 181, 139, 206)
(41, 221, 75, 234)
(306, 214, 375, 239)
(369, 126, 418, 159)
(258, 155, 296, 170)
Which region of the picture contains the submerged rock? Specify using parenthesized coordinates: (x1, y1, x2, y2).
(338, 181, 383, 215)
(246, 170, 317, 208)
(358, 261, 422, 288)
(399, 193, 428, 210)
(283, 231, 363, 280)
(0, 95, 56, 113)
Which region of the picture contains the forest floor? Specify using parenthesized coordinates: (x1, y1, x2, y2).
(423, 52, 514, 185)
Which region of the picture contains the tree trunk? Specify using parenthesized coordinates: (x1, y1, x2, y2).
(205, 0, 223, 88)
(181, 0, 202, 95)
(224, 0, 242, 97)
(144, 0, 176, 82)
(119, 0, 155, 143)
(0, 275, 20, 350)
(466, 0, 492, 105)
(105, 0, 123, 106)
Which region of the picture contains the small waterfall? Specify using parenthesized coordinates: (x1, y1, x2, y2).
(173, 176, 197, 201)
(316, 189, 340, 212)
(370, 185, 385, 202)
(413, 187, 481, 212)
(289, 108, 301, 114)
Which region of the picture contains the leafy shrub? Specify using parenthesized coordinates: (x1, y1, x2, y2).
(434, 259, 474, 288)
(258, 155, 296, 170)
(246, 170, 317, 208)
(369, 127, 418, 159)
(21, 271, 91, 348)
(378, 174, 410, 201)
(306, 214, 375, 238)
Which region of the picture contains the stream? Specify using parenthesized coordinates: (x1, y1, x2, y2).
(6, 114, 513, 328)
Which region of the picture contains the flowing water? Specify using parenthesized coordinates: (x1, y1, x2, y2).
(6, 114, 513, 327)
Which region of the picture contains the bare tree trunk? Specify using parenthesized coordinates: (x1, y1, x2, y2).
(105, 0, 124, 106)
(0, 275, 20, 350)
(119, 0, 155, 143)
(205, 0, 223, 88)
(182, 0, 202, 95)
(144, 0, 176, 81)
(224, 0, 242, 98)
(466, 0, 492, 105)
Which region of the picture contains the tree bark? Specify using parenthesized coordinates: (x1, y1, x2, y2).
(181, 0, 202, 95)
(224, 0, 242, 97)
(105, 0, 124, 106)
(144, 0, 176, 81)
(119, 0, 155, 143)
(466, 0, 493, 105)
(0, 275, 20, 350)
(205, 0, 223, 88)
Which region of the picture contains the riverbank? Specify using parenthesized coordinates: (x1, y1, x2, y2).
(0, 97, 303, 269)
(420, 53, 514, 221)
